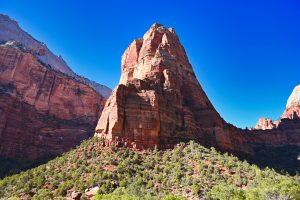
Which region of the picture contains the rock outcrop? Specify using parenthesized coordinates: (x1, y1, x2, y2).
(254, 118, 276, 130)
(282, 85, 300, 119)
(0, 14, 111, 98)
(0, 43, 106, 160)
(0, 15, 109, 160)
(255, 84, 300, 130)
(96, 23, 228, 149)
(95, 23, 300, 156)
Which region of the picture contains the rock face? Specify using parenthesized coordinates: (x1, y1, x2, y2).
(0, 16, 108, 160)
(255, 84, 300, 130)
(0, 14, 111, 98)
(96, 23, 227, 149)
(255, 118, 276, 130)
(282, 85, 300, 119)
(95, 23, 300, 156)
(95, 24, 253, 153)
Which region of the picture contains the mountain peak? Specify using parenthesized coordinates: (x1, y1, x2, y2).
(0, 14, 17, 25)
(96, 22, 223, 150)
(144, 23, 177, 39)
(120, 23, 187, 85)
(0, 13, 11, 20)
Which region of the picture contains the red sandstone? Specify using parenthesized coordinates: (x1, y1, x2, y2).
(0, 45, 106, 160)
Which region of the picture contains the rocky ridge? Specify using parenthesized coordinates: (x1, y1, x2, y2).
(0, 15, 109, 160)
(0, 14, 111, 98)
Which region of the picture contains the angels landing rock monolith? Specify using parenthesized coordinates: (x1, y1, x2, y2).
(95, 23, 300, 155)
(95, 23, 236, 150)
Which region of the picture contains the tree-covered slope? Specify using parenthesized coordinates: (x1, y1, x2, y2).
(0, 137, 299, 200)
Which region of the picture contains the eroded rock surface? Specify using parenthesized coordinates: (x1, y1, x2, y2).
(95, 23, 300, 156)
(282, 85, 300, 119)
(255, 118, 276, 130)
(0, 44, 105, 160)
(0, 14, 111, 98)
(96, 23, 228, 149)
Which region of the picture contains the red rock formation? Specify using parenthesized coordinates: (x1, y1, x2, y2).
(96, 23, 227, 149)
(255, 118, 276, 130)
(95, 23, 300, 156)
(255, 84, 300, 130)
(0, 14, 111, 98)
(0, 44, 106, 160)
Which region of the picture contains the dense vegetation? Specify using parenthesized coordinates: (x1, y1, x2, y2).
(0, 137, 299, 199)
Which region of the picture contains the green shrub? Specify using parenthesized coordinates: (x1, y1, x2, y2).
(208, 183, 246, 200)
(246, 179, 300, 200)
(93, 193, 139, 200)
(0, 140, 299, 199)
(32, 189, 53, 200)
(161, 194, 187, 200)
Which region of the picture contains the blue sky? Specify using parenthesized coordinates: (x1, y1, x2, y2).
(1, 0, 300, 128)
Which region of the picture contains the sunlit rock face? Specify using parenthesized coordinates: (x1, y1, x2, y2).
(0, 14, 111, 98)
(254, 84, 300, 130)
(255, 118, 276, 130)
(95, 23, 239, 150)
(96, 23, 300, 155)
(0, 14, 110, 160)
(0, 44, 107, 160)
(282, 85, 300, 119)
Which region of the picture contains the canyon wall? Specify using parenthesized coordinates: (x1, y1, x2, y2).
(0, 14, 111, 161)
(0, 44, 106, 160)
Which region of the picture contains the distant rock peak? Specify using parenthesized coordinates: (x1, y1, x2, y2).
(255, 118, 277, 130)
(255, 84, 300, 129)
(282, 84, 300, 119)
(286, 85, 300, 109)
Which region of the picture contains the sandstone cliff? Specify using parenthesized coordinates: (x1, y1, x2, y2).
(0, 14, 111, 98)
(0, 14, 111, 161)
(95, 24, 300, 156)
(0, 42, 105, 160)
(96, 23, 227, 149)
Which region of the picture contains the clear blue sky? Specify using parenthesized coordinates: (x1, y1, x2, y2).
(1, 0, 300, 128)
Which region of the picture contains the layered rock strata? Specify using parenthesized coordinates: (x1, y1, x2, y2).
(96, 24, 227, 149)
(0, 14, 111, 98)
(0, 43, 105, 160)
(95, 23, 300, 155)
